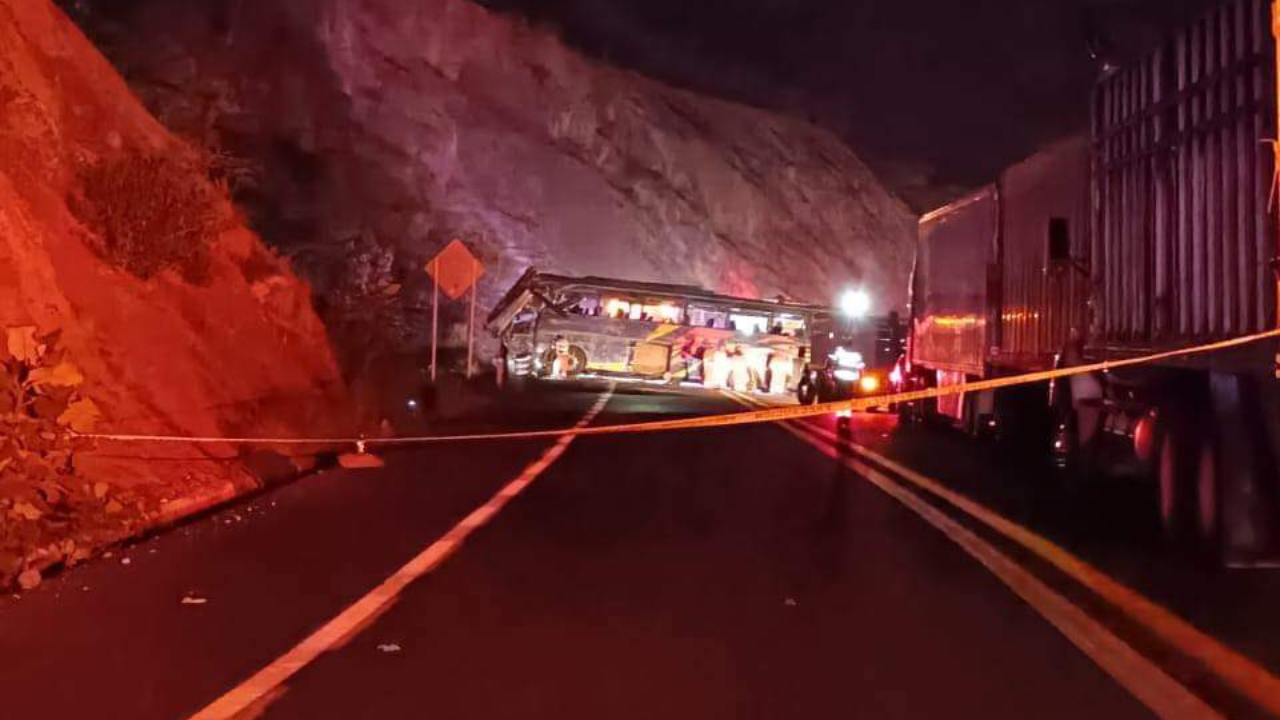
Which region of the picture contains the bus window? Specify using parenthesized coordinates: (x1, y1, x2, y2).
(640, 301, 683, 323)
(602, 298, 683, 323)
(730, 314, 769, 336)
(771, 314, 807, 337)
(604, 297, 634, 319)
(689, 305, 728, 329)
(564, 294, 602, 316)
(511, 311, 536, 336)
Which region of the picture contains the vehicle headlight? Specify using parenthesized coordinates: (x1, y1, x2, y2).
(859, 374, 881, 393)
(840, 289, 872, 318)
(831, 347, 864, 369)
(833, 369, 860, 382)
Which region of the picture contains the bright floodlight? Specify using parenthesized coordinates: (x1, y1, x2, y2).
(840, 289, 872, 318)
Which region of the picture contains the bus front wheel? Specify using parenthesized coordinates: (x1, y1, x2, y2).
(542, 346, 588, 379)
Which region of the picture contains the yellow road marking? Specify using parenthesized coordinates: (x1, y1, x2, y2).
(777, 417, 1220, 720)
(725, 390, 1280, 718)
(188, 387, 615, 720)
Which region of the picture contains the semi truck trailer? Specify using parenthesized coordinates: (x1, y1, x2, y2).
(901, 0, 1280, 564)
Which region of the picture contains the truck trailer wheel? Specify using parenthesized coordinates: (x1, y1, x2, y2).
(1195, 434, 1222, 552)
(1157, 425, 1225, 557)
(1155, 391, 1226, 556)
(1156, 422, 1197, 543)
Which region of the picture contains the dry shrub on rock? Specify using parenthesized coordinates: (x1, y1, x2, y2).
(70, 151, 233, 284)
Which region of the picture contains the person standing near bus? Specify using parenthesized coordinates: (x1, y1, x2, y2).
(727, 343, 751, 392)
(704, 341, 729, 389)
(671, 335, 702, 384)
(767, 349, 793, 394)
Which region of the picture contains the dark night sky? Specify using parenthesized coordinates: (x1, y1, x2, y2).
(478, 0, 1217, 209)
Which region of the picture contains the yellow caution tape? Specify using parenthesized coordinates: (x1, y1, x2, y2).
(78, 328, 1280, 448)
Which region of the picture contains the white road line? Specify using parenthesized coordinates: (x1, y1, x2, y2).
(722, 392, 1222, 720)
(188, 387, 615, 720)
(795, 414, 1280, 718)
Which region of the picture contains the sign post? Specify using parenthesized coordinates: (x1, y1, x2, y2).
(467, 257, 480, 378)
(430, 257, 440, 382)
(1274, 1, 1280, 341)
(425, 239, 486, 382)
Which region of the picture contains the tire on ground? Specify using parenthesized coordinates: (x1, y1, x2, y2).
(1156, 411, 1197, 543)
(1195, 432, 1222, 553)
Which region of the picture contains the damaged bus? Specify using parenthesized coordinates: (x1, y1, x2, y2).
(486, 270, 828, 392)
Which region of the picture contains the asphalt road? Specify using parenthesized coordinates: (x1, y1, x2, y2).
(0, 381, 1274, 719)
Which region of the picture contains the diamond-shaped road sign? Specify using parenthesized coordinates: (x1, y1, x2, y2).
(426, 239, 485, 300)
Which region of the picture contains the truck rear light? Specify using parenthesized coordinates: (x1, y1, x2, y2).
(1133, 411, 1157, 463)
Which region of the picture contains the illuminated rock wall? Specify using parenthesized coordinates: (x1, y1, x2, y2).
(97, 0, 916, 356)
(0, 0, 343, 481)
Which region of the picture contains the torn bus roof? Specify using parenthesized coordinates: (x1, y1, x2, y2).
(487, 269, 830, 334)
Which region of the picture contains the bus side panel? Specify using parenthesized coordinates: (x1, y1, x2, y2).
(912, 186, 998, 377)
(997, 137, 1092, 371)
(1090, 0, 1277, 357)
(534, 315, 648, 373)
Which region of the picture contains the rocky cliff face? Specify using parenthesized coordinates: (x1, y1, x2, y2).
(0, 0, 343, 584)
(92, 0, 916, 359)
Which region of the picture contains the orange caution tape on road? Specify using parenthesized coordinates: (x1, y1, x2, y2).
(727, 384, 1280, 719)
(78, 328, 1280, 448)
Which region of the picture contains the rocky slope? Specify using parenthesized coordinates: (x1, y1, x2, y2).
(90, 0, 916, 359)
(0, 0, 344, 587)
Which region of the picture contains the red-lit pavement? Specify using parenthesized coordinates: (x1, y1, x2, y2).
(0, 382, 1273, 719)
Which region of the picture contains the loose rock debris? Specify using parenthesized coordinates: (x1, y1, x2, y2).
(17, 569, 41, 590)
